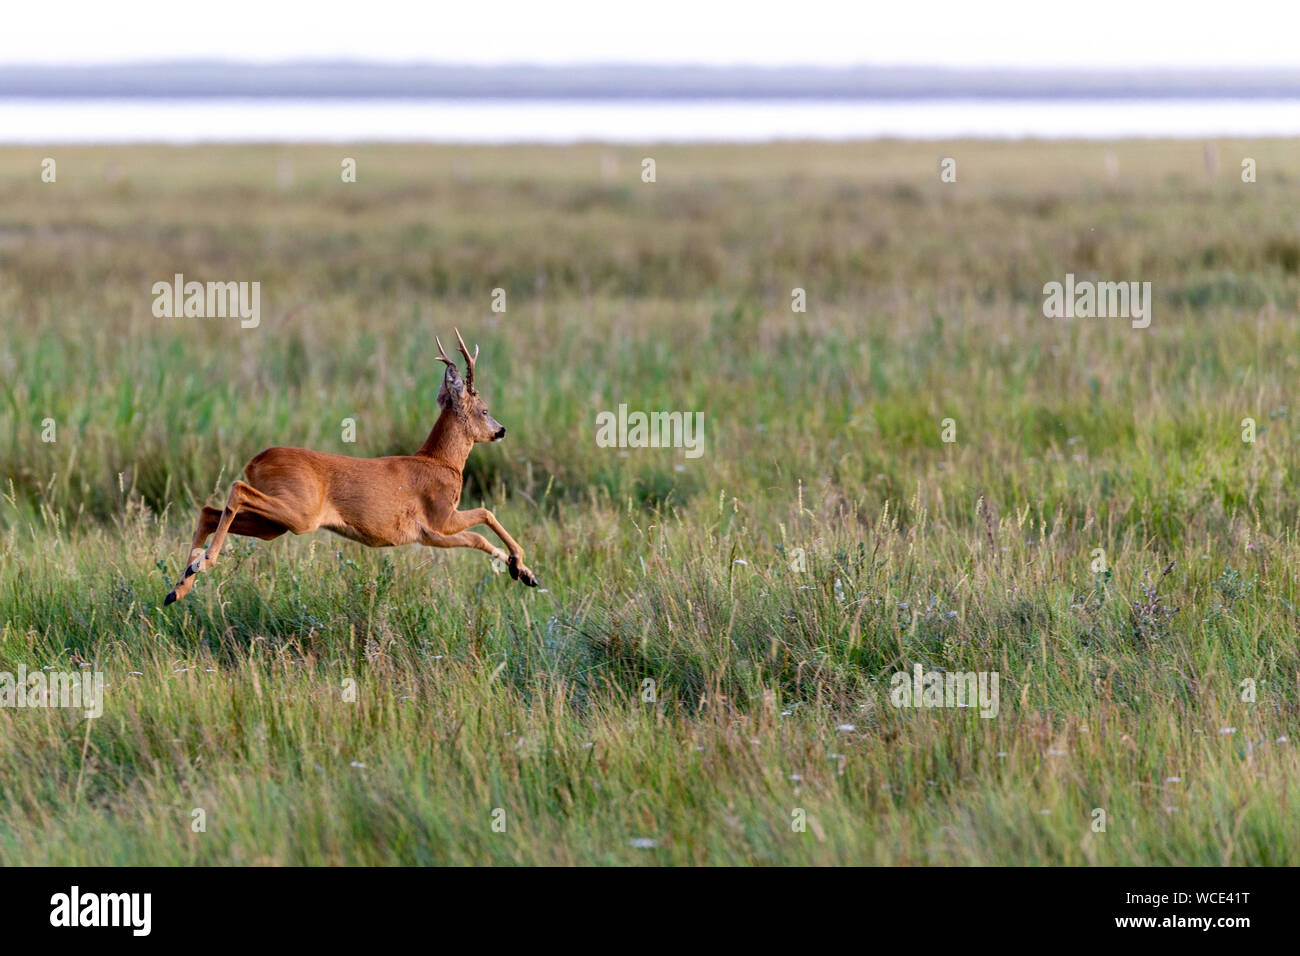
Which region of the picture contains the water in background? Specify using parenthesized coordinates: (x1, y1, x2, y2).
(1, 97, 1298, 143)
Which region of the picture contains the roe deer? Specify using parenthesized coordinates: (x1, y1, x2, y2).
(164, 330, 539, 605)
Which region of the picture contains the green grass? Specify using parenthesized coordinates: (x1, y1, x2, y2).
(1, 140, 1298, 863)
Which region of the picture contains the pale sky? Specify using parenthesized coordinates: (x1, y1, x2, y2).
(2, 0, 1297, 69)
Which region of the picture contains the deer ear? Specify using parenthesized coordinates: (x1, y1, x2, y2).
(437, 363, 464, 409)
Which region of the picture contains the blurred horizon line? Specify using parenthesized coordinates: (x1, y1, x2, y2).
(6, 61, 1300, 100)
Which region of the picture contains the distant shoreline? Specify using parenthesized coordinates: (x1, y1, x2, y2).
(4, 97, 1298, 143)
(5, 62, 1300, 100)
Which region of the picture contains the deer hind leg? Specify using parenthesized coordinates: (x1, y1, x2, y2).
(437, 508, 539, 587)
(165, 506, 223, 604)
(165, 503, 291, 604)
(166, 480, 306, 604)
(203, 481, 313, 569)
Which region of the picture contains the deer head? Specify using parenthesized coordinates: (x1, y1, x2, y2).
(436, 329, 506, 443)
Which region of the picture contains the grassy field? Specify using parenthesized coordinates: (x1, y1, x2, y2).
(1, 139, 1298, 864)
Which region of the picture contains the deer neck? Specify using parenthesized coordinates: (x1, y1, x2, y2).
(416, 411, 474, 472)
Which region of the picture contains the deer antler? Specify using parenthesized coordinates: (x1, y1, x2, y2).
(434, 334, 458, 371)
(453, 328, 479, 394)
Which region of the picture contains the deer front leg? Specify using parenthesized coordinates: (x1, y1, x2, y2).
(439, 508, 539, 587)
(419, 526, 506, 561)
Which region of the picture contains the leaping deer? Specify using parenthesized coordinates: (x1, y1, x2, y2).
(164, 329, 539, 605)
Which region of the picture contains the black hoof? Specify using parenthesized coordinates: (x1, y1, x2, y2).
(508, 555, 539, 587)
